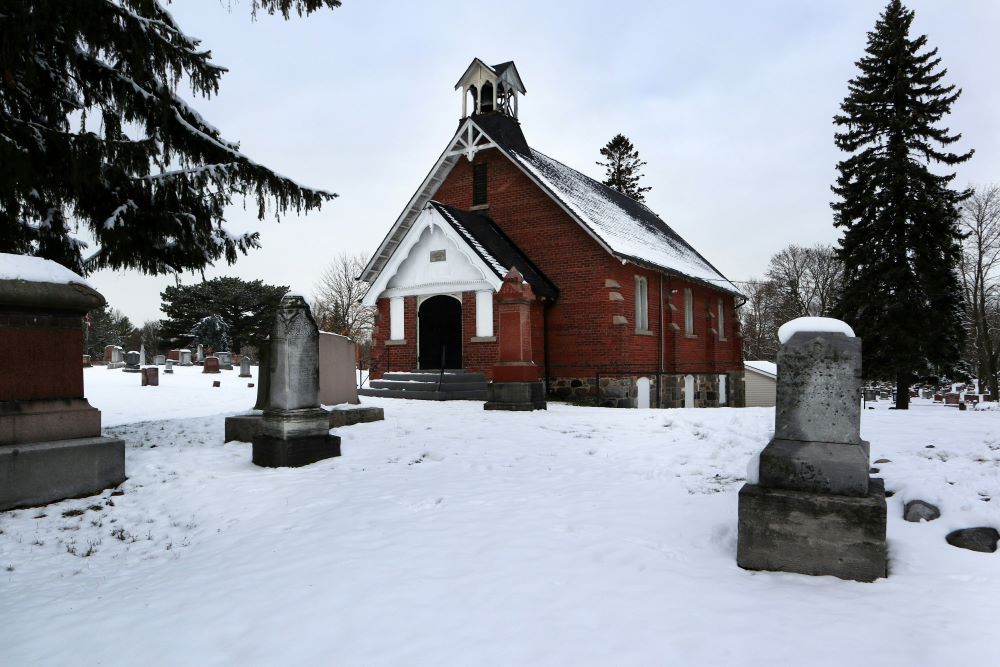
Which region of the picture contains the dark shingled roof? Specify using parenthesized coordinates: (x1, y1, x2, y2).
(469, 114, 741, 296)
(429, 201, 558, 300)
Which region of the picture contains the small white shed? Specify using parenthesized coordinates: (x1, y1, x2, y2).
(744, 361, 777, 408)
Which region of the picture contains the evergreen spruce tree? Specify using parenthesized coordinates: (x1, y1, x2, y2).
(596, 134, 652, 203)
(832, 0, 972, 409)
(0, 0, 340, 276)
(190, 314, 231, 352)
(159, 277, 288, 353)
(83, 305, 135, 359)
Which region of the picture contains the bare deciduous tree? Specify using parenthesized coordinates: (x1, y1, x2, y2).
(737, 278, 782, 361)
(737, 243, 844, 362)
(765, 244, 844, 322)
(312, 252, 375, 343)
(959, 183, 1000, 397)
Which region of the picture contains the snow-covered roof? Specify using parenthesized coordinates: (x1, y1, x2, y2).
(431, 202, 557, 299)
(744, 360, 777, 378)
(0, 252, 91, 287)
(361, 114, 741, 297)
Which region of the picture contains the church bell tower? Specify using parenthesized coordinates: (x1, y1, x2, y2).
(455, 58, 526, 120)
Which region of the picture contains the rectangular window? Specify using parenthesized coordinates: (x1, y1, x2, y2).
(684, 289, 694, 335)
(389, 296, 404, 340)
(634, 276, 649, 332)
(718, 298, 726, 340)
(475, 290, 493, 337)
(472, 163, 488, 206)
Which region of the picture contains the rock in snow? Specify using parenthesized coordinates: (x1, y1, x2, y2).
(946, 527, 999, 553)
(903, 500, 941, 522)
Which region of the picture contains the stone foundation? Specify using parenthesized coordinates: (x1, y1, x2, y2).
(252, 433, 341, 468)
(736, 478, 887, 582)
(484, 381, 546, 411)
(548, 371, 745, 408)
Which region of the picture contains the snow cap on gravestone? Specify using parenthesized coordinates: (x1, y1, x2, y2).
(777, 317, 855, 345)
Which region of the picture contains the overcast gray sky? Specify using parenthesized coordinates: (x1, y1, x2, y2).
(85, 0, 1000, 324)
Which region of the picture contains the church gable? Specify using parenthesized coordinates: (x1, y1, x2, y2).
(363, 204, 500, 306)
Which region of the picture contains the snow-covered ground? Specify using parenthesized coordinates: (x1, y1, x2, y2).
(2, 366, 999, 666)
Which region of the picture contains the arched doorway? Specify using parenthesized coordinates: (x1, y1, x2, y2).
(418, 295, 463, 369)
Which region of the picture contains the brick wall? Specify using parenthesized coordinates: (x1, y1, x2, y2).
(370, 144, 744, 386)
(433, 147, 743, 380)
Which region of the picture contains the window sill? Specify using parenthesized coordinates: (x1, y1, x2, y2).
(469, 336, 496, 343)
(635, 329, 654, 337)
(384, 339, 407, 346)
(470, 203, 490, 211)
(685, 333, 698, 339)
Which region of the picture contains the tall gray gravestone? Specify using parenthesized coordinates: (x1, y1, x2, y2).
(737, 320, 887, 582)
(251, 294, 340, 467)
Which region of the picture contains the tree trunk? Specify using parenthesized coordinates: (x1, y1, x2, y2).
(895, 372, 910, 410)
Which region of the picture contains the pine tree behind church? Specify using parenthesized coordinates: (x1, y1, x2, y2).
(832, 0, 972, 410)
(596, 134, 652, 203)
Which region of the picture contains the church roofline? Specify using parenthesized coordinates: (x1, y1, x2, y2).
(361, 115, 742, 299)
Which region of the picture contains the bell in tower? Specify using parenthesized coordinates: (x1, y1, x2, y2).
(455, 59, 526, 120)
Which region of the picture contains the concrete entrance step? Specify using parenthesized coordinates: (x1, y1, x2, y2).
(359, 370, 488, 401)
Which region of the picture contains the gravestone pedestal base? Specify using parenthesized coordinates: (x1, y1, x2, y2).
(484, 381, 547, 411)
(225, 406, 384, 442)
(0, 436, 126, 510)
(737, 478, 887, 582)
(252, 433, 341, 468)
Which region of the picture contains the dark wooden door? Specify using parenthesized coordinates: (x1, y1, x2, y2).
(418, 295, 462, 369)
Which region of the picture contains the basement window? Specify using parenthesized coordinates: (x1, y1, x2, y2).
(472, 163, 488, 206)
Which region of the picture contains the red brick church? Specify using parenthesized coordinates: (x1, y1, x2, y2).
(361, 59, 744, 408)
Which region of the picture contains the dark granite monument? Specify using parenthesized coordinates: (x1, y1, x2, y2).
(0, 255, 125, 510)
(251, 294, 341, 467)
(737, 320, 887, 582)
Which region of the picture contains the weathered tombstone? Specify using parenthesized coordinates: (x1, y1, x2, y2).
(154, 354, 166, 366)
(252, 340, 271, 410)
(106, 345, 125, 369)
(863, 389, 876, 402)
(123, 350, 141, 373)
(164, 359, 174, 374)
(216, 351, 233, 370)
(139, 343, 146, 365)
(0, 254, 126, 510)
(141, 367, 159, 386)
(318, 332, 359, 405)
(239, 356, 253, 378)
(203, 356, 221, 373)
(82, 354, 92, 367)
(252, 294, 340, 467)
(484, 268, 547, 411)
(168, 349, 182, 362)
(196, 344, 204, 363)
(737, 317, 887, 582)
(179, 349, 193, 366)
(944, 393, 960, 405)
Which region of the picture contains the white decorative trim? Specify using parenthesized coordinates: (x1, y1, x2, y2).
(362, 204, 502, 306)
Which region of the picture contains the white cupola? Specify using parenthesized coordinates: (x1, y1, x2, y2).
(455, 58, 526, 120)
